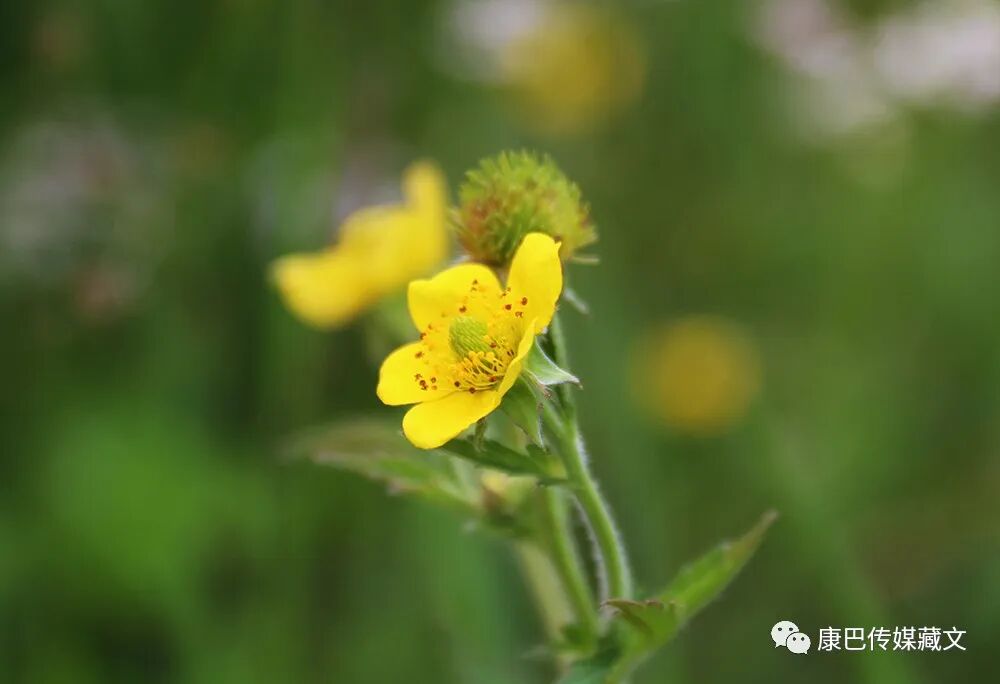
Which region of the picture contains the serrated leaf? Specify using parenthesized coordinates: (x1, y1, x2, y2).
(501, 380, 543, 445)
(600, 599, 667, 637)
(284, 418, 472, 511)
(606, 511, 777, 681)
(440, 438, 564, 480)
(524, 340, 580, 387)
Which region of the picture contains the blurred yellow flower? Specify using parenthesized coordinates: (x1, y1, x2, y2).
(271, 161, 448, 328)
(501, 4, 646, 137)
(633, 316, 762, 435)
(377, 233, 563, 449)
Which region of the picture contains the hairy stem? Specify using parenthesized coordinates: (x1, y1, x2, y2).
(537, 487, 600, 646)
(546, 313, 634, 600)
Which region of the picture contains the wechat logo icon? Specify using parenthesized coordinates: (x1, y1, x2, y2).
(772, 620, 811, 654)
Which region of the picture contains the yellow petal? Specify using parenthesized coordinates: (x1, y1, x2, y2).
(339, 161, 445, 260)
(270, 249, 368, 328)
(337, 205, 404, 248)
(403, 161, 447, 220)
(407, 263, 501, 331)
(506, 233, 563, 333)
(272, 161, 451, 329)
(397, 161, 450, 280)
(377, 342, 454, 406)
(402, 389, 500, 449)
(497, 318, 539, 397)
(335, 207, 418, 295)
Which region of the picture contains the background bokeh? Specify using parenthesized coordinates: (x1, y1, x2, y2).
(2, 1, 998, 682)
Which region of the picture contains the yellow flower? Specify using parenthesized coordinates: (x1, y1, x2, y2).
(632, 316, 762, 435)
(270, 161, 448, 328)
(377, 233, 563, 449)
(500, 5, 646, 137)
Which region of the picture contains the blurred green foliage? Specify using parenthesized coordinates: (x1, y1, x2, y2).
(2, 1, 998, 682)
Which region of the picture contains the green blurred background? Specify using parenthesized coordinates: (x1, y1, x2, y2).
(2, 0, 998, 682)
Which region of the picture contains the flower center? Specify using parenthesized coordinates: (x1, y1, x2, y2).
(447, 315, 518, 392)
(410, 277, 535, 396)
(449, 316, 491, 358)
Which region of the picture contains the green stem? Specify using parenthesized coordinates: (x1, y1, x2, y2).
(513, 540, 575, 645)
(544, 405, 634, 600)
(548, 310, 577, 409)
(538, 487, 600, 645)
(546, 313, 634, 600)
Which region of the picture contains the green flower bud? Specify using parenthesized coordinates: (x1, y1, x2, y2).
(452, 151, 596, 267)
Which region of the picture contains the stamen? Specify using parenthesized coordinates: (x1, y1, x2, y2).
(414, 278, 530, 395)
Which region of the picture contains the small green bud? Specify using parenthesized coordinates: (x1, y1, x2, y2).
(449, 316, 490, 358)
(452, 151, 596, 267)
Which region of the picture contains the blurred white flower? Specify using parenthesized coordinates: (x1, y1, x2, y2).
(785, 69, 896, 142)
(874, 0, 1000, 110)
(756, 0, 855, 79)
(755, 0, 894, 140)
(436, 0, 549, 83)
(755, 0, 1000, 142)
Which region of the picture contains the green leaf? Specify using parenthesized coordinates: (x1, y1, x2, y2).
(501, 380, 543, 445)
(601, 599, 666, 637)
(556, 660, 613, 684)
(524, 340, 580, 387)
(555, 644, 619, 684)
(440, 438, 565, 480)
(605, 511, 777, 681)
(284, 418, 472, 511)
